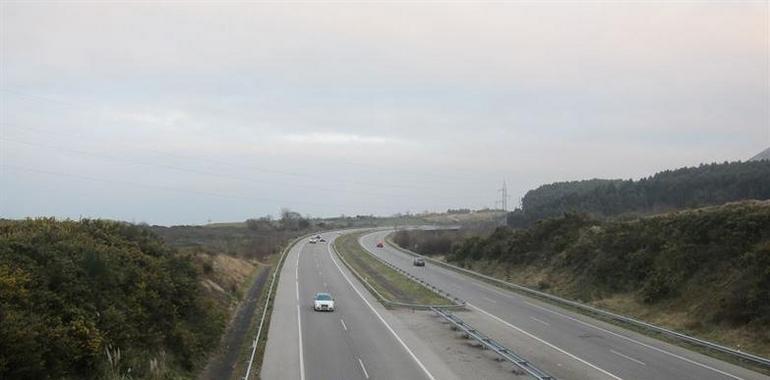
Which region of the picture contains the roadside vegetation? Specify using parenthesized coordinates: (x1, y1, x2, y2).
(335, 232, 448, 306)
(398, 201, 770, 358)
(151, 208, 317, 260)
(151, 209, 314, 380)
(392, 228, 488, 259)
(0, 218, 226, 379)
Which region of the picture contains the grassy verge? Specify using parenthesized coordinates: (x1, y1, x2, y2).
(226, 259, 276, 380)
(335, 232, 448, 306)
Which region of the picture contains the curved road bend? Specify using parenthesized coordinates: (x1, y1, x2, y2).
(360, 230, 769, 380)
(261, 232, 440, 380)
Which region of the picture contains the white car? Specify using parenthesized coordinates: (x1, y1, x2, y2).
(313, 292, 335, 311)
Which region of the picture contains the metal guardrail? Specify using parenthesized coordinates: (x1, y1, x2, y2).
(386, 235, 770, 369)
(331, 237, 465, 311)
(431, 307, 555, 380)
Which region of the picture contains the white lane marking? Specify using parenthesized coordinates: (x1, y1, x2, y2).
(468, 303, 623, 380)
(324, 281, 328, 288)
(328, 244, 437, 380)
(296, 304, 305, 380)
(295, 244, 302, 279)
(611, 349, 646, 366)
(358, 358, 370, 379)
(530, 316, 550, 326)
(296, 242, 305, 380)
(522, 301, 746, 380)
(340, 319, 348, 331)
(483, 296, 498, 304)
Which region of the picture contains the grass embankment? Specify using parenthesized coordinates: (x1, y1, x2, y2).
(335, 232, 448, 306)
(399, 201, 770, 363)
(199, 260, 269, 380)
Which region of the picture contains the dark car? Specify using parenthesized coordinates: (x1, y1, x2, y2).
(376, 242, 384, 248)
(413, 258, 426, 266)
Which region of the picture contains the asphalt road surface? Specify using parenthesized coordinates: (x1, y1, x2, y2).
(261, 232, 442, 380)
(359, 229, 769, 380)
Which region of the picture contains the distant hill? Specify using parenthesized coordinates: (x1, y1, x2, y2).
(750, 147, 770, 161)
(507, 160, 770, 227)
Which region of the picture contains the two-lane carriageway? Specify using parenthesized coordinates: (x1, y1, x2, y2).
(261, 232, 443, 380)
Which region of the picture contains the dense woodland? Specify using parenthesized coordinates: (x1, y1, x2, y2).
(0, 219, 226, 379)
(507, 161, 770, 227)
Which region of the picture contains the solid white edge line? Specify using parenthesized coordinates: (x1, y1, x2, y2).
(296, 304, 305, 380)
(522, 301, 746, 380)
(328, 243, 437, 380)
(358, 357, 370, 379)
(296, 242, 305, 380)
(610, 349, 647, 366)
(467, 303, 624, 380)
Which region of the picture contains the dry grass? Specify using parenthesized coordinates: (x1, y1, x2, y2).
(461, 260, 770, 361)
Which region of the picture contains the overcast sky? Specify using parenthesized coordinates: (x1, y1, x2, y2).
(1, 1, 768, 225)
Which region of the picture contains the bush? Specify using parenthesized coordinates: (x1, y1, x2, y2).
(0, 219, 226, 379)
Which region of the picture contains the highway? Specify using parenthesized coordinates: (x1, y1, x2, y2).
(359, 229, 769, 380)
(261, 232, 451, 380)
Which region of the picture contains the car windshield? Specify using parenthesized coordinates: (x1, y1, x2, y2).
(315, 294, 332, 301)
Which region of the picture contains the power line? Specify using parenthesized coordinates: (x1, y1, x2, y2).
(2, 122, 486, 194)
(0, 88, 496, 185)
(2, 136, 490, 206)
(3, 163, 334, 208)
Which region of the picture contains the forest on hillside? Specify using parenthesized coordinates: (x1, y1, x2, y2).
(507, 160, 770, 227)
(0, 219, 226, 379)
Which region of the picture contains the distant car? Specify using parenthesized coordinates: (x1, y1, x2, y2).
(319, 238, 326, 242)
(413, 258, 426, 266)
(376, 242, 384, 248)
(309, 239, 317, 244)
(315, 235, 322, 239)
(313, 292, 335, 311)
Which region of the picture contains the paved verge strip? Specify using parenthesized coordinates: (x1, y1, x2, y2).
(432, 307, 555, 380)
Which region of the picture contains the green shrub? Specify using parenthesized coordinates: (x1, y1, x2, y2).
(0, 219, 225, 379)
